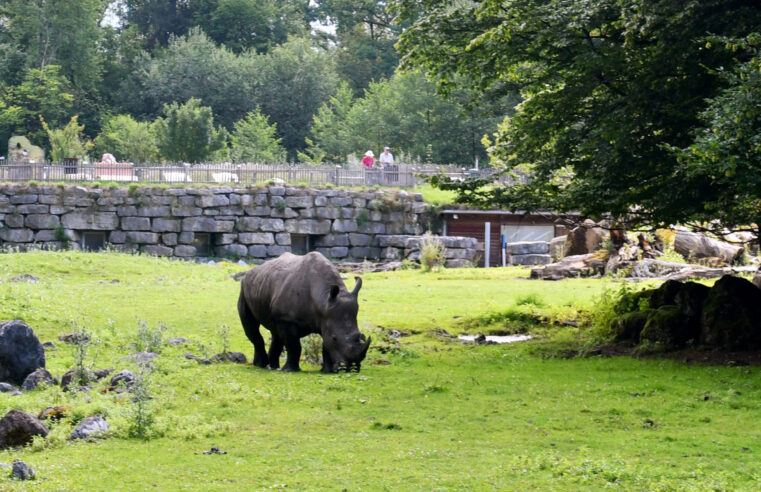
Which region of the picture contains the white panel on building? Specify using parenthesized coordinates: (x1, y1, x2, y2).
(500, 225, 554, 243)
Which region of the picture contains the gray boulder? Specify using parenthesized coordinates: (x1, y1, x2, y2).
(109, 370, 135, 388)
(21, 369, 55, 392)
(12, 460, 35, 480)
(0, 320, 45, 385)
(0, 383, 14, 392)
(69, 415, 109, 440)
(0, 410, 49, 449)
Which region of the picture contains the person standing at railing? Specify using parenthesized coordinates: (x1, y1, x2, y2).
(379, 146, 397, 182)
(362, 150, 375, 168)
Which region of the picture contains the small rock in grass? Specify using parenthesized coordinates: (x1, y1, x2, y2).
(0, 383, 14, 392)
(9, 274, 38, 284)
(58, 332, 90, 345)
(38, 406, 70, 421)
(69, 415, 109, 440)
(10, 390, 22, 396)
(21, 369, 55, 392)
(211, 352, 247, 364)
(11, 460, 34, 480)
(129, 352, 159, 365)
(184, 352, 211, 365)
(202, 446, 227, 455)
(167, 337, 188, 346)
(92, 368, 114, 380)
(109, 370, 136, 388)
(42, 342, 57, 350)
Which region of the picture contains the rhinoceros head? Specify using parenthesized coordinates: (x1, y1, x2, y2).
(321, 277, 371, 372)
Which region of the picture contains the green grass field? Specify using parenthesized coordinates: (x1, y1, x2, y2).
(0, 252, 758, 490)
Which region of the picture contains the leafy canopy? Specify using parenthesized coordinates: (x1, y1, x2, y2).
(393, 0, 761, 232)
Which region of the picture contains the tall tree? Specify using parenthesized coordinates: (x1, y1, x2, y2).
(229, 108, 286, 163)
(153, 98, 226, 162)
(93, 114, 158, 163)
(392, 0, 761, 231)
(136, 28, 254, 127)
(194, 0, 308, 54)
(307, 72, 506, 165)
(316, 0, 401, 93)
(254, 37, 339, 158)
(0, 66, 75, 151)
(123, 0, 193, 49)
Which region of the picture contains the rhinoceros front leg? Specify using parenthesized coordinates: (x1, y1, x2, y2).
(267, 333, 283, 370)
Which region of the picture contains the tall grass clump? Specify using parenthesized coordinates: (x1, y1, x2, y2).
(419, 232, 446, 272)
(69, 322, 96, 386)
(135, 320, 166, 353)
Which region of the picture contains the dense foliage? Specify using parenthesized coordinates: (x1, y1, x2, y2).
(393, 0, 761, 233)
(0, 0, 505, 165)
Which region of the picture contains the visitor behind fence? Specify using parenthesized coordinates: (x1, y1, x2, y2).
(379, 147, 394, 166)
(379, 146, 398, 182)
(362, 150, 374, 168)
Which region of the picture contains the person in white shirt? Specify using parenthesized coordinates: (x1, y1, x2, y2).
(379, 146, 394, 166)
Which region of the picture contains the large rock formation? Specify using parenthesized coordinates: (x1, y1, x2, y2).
(612, 275, 761, 352)
(564, 219, 606, 256)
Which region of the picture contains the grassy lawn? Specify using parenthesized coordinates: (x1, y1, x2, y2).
(0, 252, 758, 490)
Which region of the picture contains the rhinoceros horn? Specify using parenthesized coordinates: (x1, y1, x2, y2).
(352, 277, 362, 297)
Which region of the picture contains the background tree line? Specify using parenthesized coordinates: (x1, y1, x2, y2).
(0, 0, 510, 165)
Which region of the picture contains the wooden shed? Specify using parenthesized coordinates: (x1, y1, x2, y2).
(441, 209, 578, 267)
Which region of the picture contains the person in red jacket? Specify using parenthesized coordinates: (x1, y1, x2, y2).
(362, 150, 374, 168)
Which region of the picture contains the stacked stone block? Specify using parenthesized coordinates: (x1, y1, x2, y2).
(0, 184, 478, 267)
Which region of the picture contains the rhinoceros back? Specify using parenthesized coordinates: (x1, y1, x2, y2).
(240, 252, 344, 328)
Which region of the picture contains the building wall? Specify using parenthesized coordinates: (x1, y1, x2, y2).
(446, 213, 569, 267)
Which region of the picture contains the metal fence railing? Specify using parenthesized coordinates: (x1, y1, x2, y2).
(0, 160, 507, 187)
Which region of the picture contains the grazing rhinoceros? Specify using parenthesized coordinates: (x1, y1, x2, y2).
(238, 252, 371, 372)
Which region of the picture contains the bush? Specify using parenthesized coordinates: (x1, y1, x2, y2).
(419, 232, 446, 272)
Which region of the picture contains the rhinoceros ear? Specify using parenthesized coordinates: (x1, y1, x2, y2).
(329, 284, 340, 301)
(352, 277, 362, 297)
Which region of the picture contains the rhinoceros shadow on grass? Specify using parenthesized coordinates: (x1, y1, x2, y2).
(238, 252, 371, 373)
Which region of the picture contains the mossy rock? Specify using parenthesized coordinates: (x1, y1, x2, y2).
(615, 309, 651, 343)
(701, 275, 761, 350)
(649, 280, 684, 309)
(640, 305, 685, 347)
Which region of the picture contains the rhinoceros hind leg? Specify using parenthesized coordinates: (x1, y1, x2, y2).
(267, 334, 283, 370)
(238, 291, 268, 368)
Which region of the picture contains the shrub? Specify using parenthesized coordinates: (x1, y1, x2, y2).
(419, 232, 446, 272)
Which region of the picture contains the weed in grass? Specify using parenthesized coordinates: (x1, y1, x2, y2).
(419, 232, 446, 272)
(216, 324, 230, 354)
(135, 320, 166, 353)
(69, 322, 95, 386)
(128, 363, 155, 439)
(516, 293, 545, 307)
(301, 333, 322, 365)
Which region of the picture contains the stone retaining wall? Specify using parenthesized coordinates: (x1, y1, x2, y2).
(0, 184, 477, 266)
